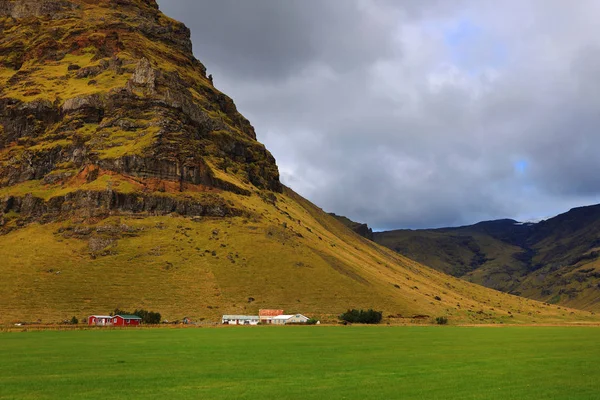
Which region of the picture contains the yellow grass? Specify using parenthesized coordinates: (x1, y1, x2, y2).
(96, 126, 161, 159)
(0, 186, 596, 325)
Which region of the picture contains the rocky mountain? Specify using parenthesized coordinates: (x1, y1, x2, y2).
(0, 0, 280, 218)
(0, 0, 595, 325)
(374, 204, 600, 311)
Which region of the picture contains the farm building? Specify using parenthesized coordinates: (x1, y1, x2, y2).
(88, 315, 113, 326)
(259, 309, 284, 324)
(222, 315, 260, 325)
(88, 314, 142, 327)
(272, 314, 310, 325)
(113, 315, 142, 327)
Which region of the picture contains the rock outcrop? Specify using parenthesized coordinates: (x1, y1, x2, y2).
(0, 0, 79, 19)
(0, 0, 281, 226)
(329, 213, 374, 241)
(1, 190, 238, 223)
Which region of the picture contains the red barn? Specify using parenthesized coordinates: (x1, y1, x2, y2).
(112, 315, 142, 327)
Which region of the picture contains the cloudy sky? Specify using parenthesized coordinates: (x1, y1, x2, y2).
(158, 0, 600, 230)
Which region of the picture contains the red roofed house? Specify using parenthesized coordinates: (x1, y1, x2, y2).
(88, 314, 142, 327)
(112, 315, 142, 327)
(259, 309, 284, 324)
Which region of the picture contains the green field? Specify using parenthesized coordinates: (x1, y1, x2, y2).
(1, 326, 599, 399)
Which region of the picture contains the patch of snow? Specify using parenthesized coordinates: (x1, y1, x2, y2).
(514, 216, 550, 225)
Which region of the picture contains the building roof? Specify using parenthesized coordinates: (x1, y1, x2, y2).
(89, 315, 112, 319)
(273, 314, 309, 320)
(116, 315, 142, 320)
(272, 315, 294, 320)
(259, 309, 284, 317)
(222, 315, 259, 320)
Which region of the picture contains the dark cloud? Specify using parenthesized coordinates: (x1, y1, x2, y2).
(158, 0, 600, 229)
(160, 0, 398, 81)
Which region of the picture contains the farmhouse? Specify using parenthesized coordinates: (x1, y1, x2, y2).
(113, 315, 142, 327)
(88, 314, 142, 327)
(222, 315, 260, 325)
(259, 309, 284, 324)
(272, 314, 310, 325)
(88, 315, 113, 326)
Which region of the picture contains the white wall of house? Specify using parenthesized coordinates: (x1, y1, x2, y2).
(288, 314, 310, 323)
(272, 315, 292, 325)
(272, 314, 310, 325)
(222, 316, 259, 325)
(89, 315, 113, 326)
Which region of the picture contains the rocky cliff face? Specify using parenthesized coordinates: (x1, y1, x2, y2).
(0, 0, 281, 226)
(0, 0, 79, 19)
(329, 213, 374, 241)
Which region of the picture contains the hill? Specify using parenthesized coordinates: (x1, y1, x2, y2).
(0, 0, 595, 325)
(374, 205, 600, 310)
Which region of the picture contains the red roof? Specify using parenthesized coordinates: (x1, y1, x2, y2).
(259, 309, 284, 317)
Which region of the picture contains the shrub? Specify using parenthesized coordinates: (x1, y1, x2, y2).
(435, 316, 448, 325)
(133, 309, 162, 324)
(339, 309, 382, 324)
(306, 318, 319, 325)
(70, 316, 79, 325)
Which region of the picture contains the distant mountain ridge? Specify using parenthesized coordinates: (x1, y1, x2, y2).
(374, 204, 600, 310)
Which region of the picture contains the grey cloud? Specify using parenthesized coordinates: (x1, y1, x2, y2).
(160, 0, 398, 81)
(158, 0, 600, 229)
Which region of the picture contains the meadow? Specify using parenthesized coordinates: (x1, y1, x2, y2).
(1, 326, 599, 399)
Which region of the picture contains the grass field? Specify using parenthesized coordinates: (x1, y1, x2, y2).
(1, 326, 599, 399)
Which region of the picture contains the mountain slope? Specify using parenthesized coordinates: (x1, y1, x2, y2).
(1, 185, 594, 325)
(375, 205, 600, 310)
(0, 0, 595, 325)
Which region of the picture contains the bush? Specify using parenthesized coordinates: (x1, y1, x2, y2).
(435, 316, 448, 325)
(133, 309, 162, 325)
(306, 318, 319, 325)
(339, 309, 382, 324)
(70, 316, 79, 325)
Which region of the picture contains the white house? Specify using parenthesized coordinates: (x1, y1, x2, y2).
(272, 314, 310, 325)
(88, 315, 113, 326)
(221, 315, 260, 325)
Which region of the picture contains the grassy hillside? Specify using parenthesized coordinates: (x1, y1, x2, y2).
(0, 185, 596, 325)
(375, 206, 600, 311)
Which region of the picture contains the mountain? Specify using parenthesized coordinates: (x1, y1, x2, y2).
(0, 0, 595, 325)
(374, 204, 600, 310)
